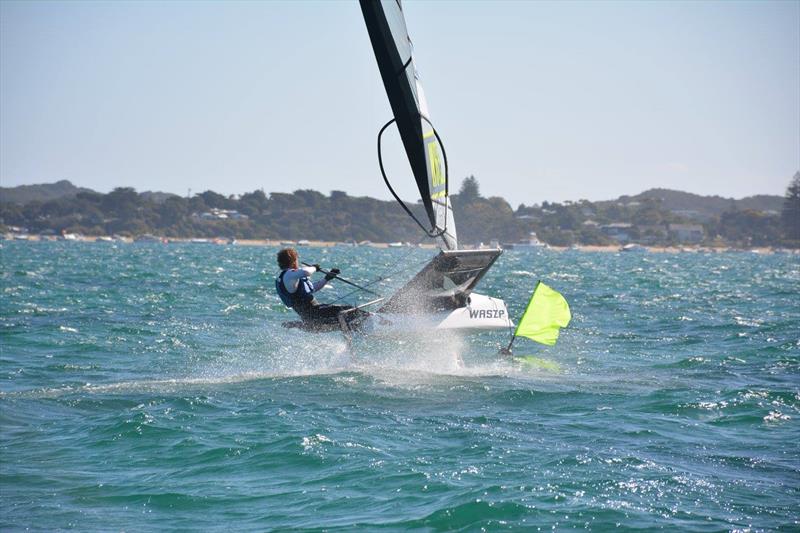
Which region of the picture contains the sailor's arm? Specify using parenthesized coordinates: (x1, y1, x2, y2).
(311, 267, 340, 292)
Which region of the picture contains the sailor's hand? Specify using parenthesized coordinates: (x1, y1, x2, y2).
(324, 268, 340, 281)
(312, 263, 322, 272)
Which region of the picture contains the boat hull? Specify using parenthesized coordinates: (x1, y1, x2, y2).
(361, 293, 512, 335)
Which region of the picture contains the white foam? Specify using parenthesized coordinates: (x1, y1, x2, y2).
(2, 326, 571, 399)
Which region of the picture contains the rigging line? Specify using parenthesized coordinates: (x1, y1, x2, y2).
(327, 257, 429, 306)
(397, 56, 413, 77)
(376, 114, 451, 245)
(327, 241, 430, 305)
(328, 286, 366, 305)
(301, 262, 379, 295)
(377, 118, 431, 235)
(371, 242, 430, 284)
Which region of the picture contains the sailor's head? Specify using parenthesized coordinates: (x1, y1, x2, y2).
(277, 247, 298, 270)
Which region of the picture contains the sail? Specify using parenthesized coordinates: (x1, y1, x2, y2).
(360, 0, 457, 250)
(379, 249, 501, 313)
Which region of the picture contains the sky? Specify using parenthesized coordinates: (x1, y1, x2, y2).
(1, 0, 798, 205)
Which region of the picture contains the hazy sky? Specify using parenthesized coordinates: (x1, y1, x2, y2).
(1, 0, 798, 204)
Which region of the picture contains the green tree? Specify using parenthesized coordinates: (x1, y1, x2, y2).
(552, 203, 580, 231)
(458, 175, 481, 204)
(198, 190, 230, 209)
(102, 187, 139, 217)
(718, 209, 781, 247)
(781, 171, 800, 245)
(158, 196, 189, 227)
(632, 198, 664, 226)
(239, 190, 269, 217)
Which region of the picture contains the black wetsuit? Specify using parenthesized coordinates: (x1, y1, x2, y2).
(295, 300, 354, 325)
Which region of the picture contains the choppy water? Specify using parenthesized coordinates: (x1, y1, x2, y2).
(1, 242, 798, 531)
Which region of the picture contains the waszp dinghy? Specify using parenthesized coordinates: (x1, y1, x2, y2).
(350, 0, 512, 334)
(285, 1, 513, 336)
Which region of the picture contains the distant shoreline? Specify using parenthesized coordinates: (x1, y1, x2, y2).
(3, 234, 795, 255)
(3, 179, 796, 249)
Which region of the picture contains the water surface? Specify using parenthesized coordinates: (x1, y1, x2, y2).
(1, 242, 798, 530)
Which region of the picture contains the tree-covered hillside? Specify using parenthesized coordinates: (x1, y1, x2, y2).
(0, 180, 95, 205)
(1, 174, 797, 247)
(613, 188, 784, 221)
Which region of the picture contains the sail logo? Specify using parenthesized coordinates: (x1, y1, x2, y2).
(427, 141, 445, 191)
(469, 309, 505, 320)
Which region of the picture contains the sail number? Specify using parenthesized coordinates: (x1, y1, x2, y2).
(427, 141, 445, 191)
(469, 309, 506, 319)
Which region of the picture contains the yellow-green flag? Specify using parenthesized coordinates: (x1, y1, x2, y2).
(514, 282, 571, 346)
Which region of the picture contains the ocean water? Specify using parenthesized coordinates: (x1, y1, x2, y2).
(1, 241, 798, 531)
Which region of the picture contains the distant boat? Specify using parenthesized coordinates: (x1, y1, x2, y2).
(508, 232, 548, 250)
(297, 239, 311, 246)
(620, 243, 647, 253)
(190, 238, 211, 244)
(387, 242, 404, 248)
(134, 234, 164, 243)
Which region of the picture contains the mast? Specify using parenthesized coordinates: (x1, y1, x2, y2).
(360, 0, 457, 250)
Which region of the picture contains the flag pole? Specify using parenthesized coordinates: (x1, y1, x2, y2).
(498, 335, 516, 356)
(498, 280, 541, 356)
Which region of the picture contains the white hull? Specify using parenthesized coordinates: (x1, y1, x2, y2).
(360, 293, 512, 335)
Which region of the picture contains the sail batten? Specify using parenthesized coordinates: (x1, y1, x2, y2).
(360, 0, 457, 250)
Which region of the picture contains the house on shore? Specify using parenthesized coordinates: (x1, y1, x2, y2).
(600, 223, 633, 243)
(668, 223, 705, 244)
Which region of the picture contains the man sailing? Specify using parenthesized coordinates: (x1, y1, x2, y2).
(275, 247, 357, 329)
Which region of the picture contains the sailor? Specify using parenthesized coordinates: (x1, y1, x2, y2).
(275, 247, 353, 326)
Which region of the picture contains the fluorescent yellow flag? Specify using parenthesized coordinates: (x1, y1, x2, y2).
(514, 282, 571, 346)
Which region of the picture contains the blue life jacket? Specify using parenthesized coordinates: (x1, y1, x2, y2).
(275, 269, 315, 309)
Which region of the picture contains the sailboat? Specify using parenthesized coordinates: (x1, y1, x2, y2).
(346, 0, 512, 335)
(282, 1, 512, 336)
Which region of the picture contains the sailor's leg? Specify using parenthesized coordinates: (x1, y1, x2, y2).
(310, 304, 355, 323)
(297, 304, 334, 323)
